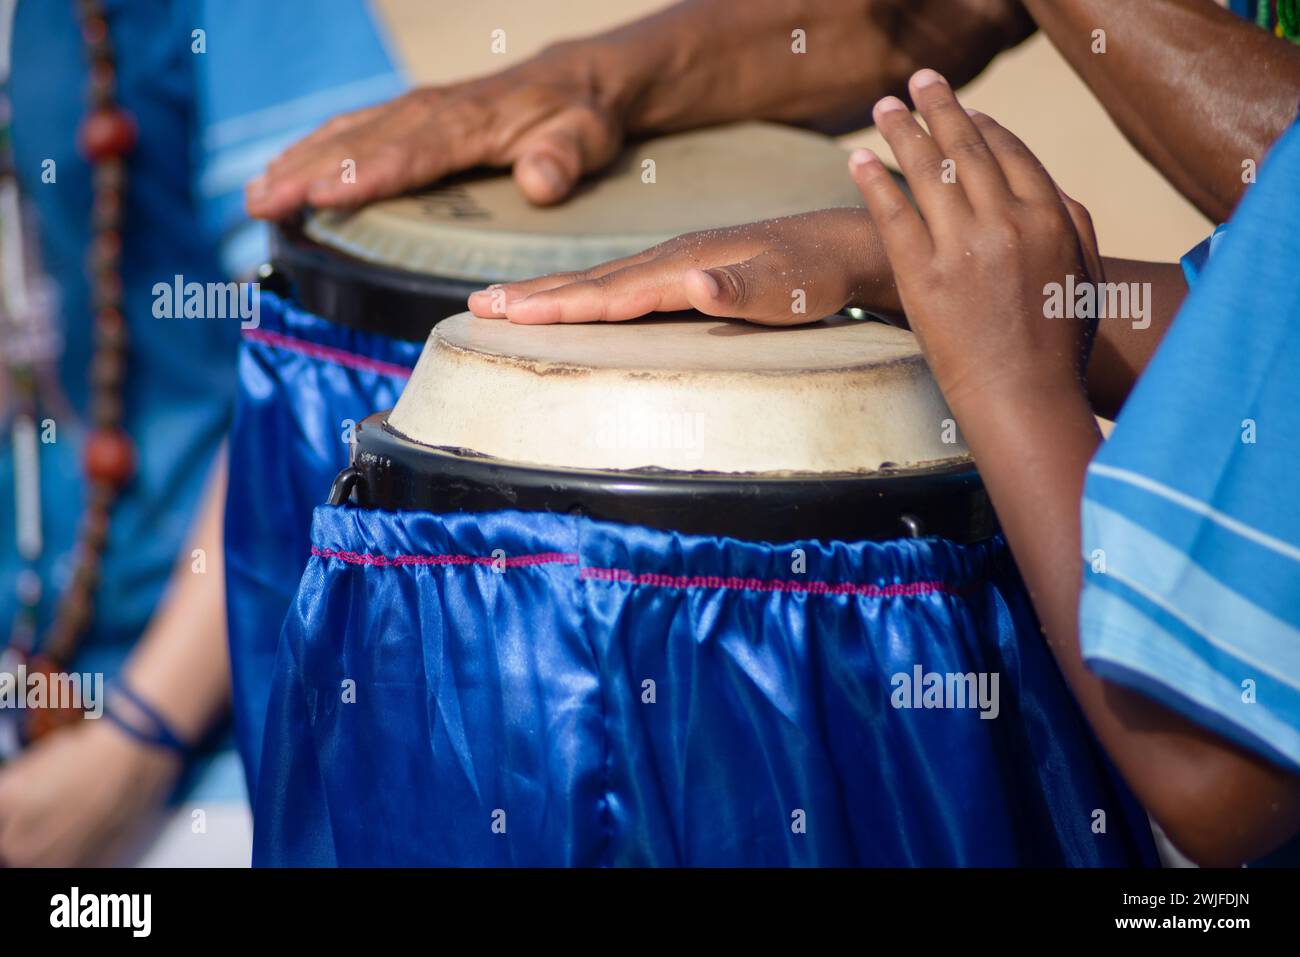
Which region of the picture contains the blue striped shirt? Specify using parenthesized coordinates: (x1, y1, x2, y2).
(1079, 121, 1300, 773)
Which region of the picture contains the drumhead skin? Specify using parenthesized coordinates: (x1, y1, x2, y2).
(303, 122, 866, 283)
(388, 312, 971, 475)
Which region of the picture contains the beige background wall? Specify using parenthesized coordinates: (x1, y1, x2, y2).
(373, 0, 1212, 263)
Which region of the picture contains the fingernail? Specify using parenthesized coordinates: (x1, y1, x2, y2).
(849, 148, 878, 168)
(695, 269, 722, 299)
(964, 107, 982, 118)
(528, 155, 568, 195)
(911, 69, 947, 89)
(874, 96, 907, 115)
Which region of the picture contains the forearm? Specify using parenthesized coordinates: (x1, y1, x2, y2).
(1086, 258, 1186, 419)
(1022, 0, 1300, 222)
(560, 0, 1034, 135)
(955, 382, 1300, 864)
(117, 453, 231, 744)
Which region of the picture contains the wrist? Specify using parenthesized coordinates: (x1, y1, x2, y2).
(87, 715, 181, 790)
(839, 208, 904, 319)
(946, 367, 1094, 436)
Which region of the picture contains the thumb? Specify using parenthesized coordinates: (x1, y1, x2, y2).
(685, 253, 842, 326)
(511, 105, 622, 206)
(512, 119, 593, 206)
(513, 146, 580, 206)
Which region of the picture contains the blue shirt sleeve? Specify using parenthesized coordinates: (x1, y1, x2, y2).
(1079, 121, 1300, 773)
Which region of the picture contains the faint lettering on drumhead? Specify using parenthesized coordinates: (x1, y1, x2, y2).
(890, 665, 1000, 720)
(791, 29, 807, 54)
(591, 406, 705, 460)
(490, 29, 506, 55)
(417, 187, 491, 221)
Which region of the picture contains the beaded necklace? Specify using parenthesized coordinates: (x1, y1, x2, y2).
(0, 0, 137, 752)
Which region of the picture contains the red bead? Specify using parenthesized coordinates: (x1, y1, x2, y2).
(83, 428, 135, 487)
(78, 106, 137, 161)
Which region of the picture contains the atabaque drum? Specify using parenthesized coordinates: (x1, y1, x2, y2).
(253, 312, 1158, 867)
(225, 122, 869, 793)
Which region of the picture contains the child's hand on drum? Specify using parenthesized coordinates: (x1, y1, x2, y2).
(467, 208, 900, 326)
(848, 69, 1103, 413)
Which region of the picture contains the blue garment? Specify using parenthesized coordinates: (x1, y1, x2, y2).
(256, 505, 1157, 866)
(191, 0, 405, 274)
(2, 1, 402, 809)
(4, 0, 238, 661)
(225, 292, 420, 793)
(1080, 122, 1300, 773)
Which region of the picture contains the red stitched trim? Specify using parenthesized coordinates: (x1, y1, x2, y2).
(580, 566, 963, 597)
(311, 546, 577, 568)
(310, 546, 963, 596)
(244, 328, 413, 380)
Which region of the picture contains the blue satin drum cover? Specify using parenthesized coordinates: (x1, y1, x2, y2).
(253, 312, 1158, 867)
(225, 123, 876, 794)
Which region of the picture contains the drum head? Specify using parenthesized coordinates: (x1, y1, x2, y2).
(387, 312, 970, 475)
(302, 122, 866, 283)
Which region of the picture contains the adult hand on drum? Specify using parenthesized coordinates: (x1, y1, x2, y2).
(847, 68, 1102, 411)
(245, 46, 626, 219)
(466, 209, 903, 327)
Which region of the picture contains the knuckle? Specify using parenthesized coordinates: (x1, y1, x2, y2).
(713, 266, 748, 305)
(947, 133, 988, 160)
(913, 153, 948, 183)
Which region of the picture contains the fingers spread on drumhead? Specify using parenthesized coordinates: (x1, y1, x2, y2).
(906, 70, 1011, 210)
(469, 282, 550, 318)
(248, 110, 397, 218)
(505, 264, 687, 324)
(964, 111, 1059, 205)
(848, 148, 931, 257)
(871, 94, 970, 230)
(468, 244, 679, 317)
